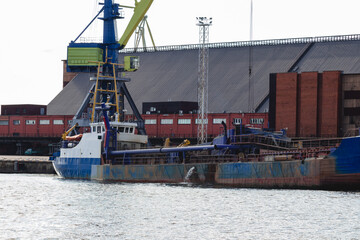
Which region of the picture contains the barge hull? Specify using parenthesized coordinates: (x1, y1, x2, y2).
(52, 137, 360, 190)
(91, 163, 216, 183)
(79, 157, 358, 190)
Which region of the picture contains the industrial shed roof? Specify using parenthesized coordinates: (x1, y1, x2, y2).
(47, 73, 93, 115)
(47, 34, 360, 116)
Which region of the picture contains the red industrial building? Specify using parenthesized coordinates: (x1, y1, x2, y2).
(0, 115, 73, 137)
(269, 71, 359, 138)
(142, 112, 268, 138)
(1, 104, 47, 116)
(0, 112, 267, 139)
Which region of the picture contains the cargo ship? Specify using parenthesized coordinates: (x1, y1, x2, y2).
(50, 104, 360, 190)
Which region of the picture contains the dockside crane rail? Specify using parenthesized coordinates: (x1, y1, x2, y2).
(66, 0, 154, 136)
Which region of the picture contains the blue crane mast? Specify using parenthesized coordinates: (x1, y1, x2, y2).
(66, 0, 153, 135)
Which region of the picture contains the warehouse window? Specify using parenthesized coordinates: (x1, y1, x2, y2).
(250, 118, 264, 124)
(213, 118, 226, 124)
(145, 119, 156, 125)
(25, 120, 36, 125)
(40, 120, 50, 125)
(0, 120, 9, 125)
(233, 118, 242, 125)
(178, 119, 191, 124)
(161, 119, 173, 125)
(13, 120, 20, 125)
(53, 120, 64, 125)
(195, 119, 208, 124)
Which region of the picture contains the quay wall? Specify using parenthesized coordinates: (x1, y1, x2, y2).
(0, 156, 55, 174)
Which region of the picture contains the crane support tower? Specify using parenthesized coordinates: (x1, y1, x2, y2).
(65, 0, 154, 136)
(196, 17, 212, 144)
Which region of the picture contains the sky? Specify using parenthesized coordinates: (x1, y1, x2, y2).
(0, 0, 359, 106)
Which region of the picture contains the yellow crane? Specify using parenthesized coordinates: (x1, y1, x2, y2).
(118, 0, 154, 49)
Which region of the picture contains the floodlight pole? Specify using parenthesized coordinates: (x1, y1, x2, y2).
(196, 17, 212, 144)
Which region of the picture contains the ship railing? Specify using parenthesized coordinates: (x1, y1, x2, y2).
(258, 147, 332, 161)
(232, 134, 343, 150)
(113, 155, 181, 165)
(235, 149, 332, 163)
(232, 134, 292, 150)
(188, 154, 239, 164)
(112, 154, 240, 165)
(291, 137, 343, 148)
(111, 146, 333, 165)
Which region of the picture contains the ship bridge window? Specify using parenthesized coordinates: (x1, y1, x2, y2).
(97, 126, 101, 133)
(102, 126, 105, 132)
(93, 126, 96, 132)
(125, 127, 129, 133)
(119, 127, 124, 133)
(129, 127, 134, 133)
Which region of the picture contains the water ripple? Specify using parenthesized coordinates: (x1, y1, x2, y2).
(0, 174, 359, 239)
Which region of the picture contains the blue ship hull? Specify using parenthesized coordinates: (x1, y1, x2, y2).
(53, 157, 101, 179)
(330, 136, 360, 175)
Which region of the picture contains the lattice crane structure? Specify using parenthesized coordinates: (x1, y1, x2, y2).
(196, 17, 212, 144)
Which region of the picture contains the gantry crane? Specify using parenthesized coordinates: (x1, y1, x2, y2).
(66, 0, 154, 135)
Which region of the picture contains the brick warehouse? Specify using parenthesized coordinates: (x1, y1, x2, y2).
(269, 71, 360, 137)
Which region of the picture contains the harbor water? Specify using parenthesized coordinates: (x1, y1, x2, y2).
(0, 174, 359, 239)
